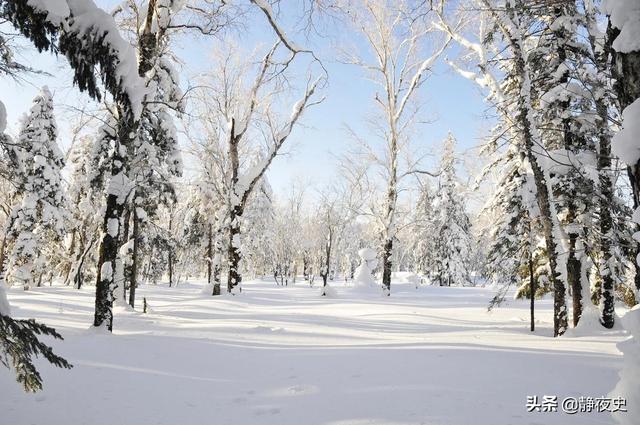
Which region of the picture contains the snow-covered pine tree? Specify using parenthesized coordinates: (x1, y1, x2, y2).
(241, 179, 275, 279)
(1, 0, 153, 331)
(431, 134, 473, 287)
(0, 86, 70, 396)
(5, 87, 67, 290)
(481, 140, 548, 333)
(529, 1, 604, 328)
(410, 181, 438, 281)
(483, 146, 538, 292)
(436, 0, 569, 336)
(110, 1, 184, 308)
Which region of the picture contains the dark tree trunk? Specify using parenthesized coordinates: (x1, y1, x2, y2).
(584, 12, 618, 327)
(529, 247, 535, 332)
(303, 255, 309, 280)
(597, 99, 616, 327)
(227, 204, 242, 293)
(74, 237, 95, 289)
(321, 228, 332, 295)
(168, 215, 174, 287)
(207, 223, 213, 288)
(0, 230, 8, 286)
(120, 206, 132, 302)
(94, 122, 131, 331)
(567, 241, 581, 327)
(168, 251, 173, 287)
(128, 208, 139, 308)
(227, 118, 242, 294)
(381, 238, 392, 295)
(212, 226, 221, 296)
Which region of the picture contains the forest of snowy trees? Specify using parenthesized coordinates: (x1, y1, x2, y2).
(0, 0, 639, 424)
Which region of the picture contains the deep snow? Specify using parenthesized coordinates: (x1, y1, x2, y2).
(1, 279, 629, 425)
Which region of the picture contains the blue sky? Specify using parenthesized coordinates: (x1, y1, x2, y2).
(0, 1, 490, 202)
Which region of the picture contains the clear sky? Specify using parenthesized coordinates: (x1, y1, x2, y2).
(0, 1, 490, 206)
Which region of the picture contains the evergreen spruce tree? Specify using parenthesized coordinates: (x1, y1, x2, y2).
(431, 134, 473, 286)
(6, 87, 67, 290)
(410, 182, 438, 280)
(0, 95, 71, 394)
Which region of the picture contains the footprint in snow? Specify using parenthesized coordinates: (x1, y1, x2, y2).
(253, 406, 281, 416)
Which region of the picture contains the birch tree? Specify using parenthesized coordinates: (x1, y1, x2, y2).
(194, 43, 323, 293)
(340, 0, 451, 295)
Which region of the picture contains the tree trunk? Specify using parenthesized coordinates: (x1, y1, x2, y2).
(529, 246, 535, 332)
(597, 99, 616, 327)
(321, 228, 332, 295)
(128, 208, 139, 308)
(525, 147, 567, 336)
(227, 118, 242, 294)
(227, 204, 242, 293)
(212, 226, 221, 296)
(120, 206, 132, 302)
(168, 250, 173, 288)
(567, 239, 581, 327)
(382, 238, 393, 295)
(0, 229, 8, 287)
(63, 227, 77, 285)
(75, 237, 95, 289)
(207, 223, 213, 288)
(584, 11, 618, 326)
(552, 4, 581, 329)
(94, 124, 130, 331)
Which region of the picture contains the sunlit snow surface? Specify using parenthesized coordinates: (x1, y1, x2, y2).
(1, 279, 627, 425)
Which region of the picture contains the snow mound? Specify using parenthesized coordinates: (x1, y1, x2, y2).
(564, 307, 607, 337)
(610, 305, 640, 425)
(353, 248, 378, 290)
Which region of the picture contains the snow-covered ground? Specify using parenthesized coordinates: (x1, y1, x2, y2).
(1, 279, 628, 425)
